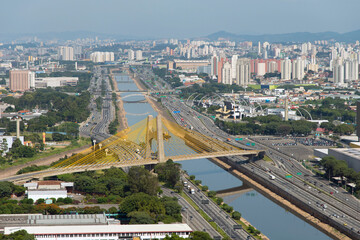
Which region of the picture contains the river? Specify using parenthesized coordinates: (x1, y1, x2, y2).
(116, 74, 331, 240)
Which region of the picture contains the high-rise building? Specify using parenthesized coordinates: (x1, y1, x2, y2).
(128, 50, 135, 60)
(333, 59, 345, 85)
(135, 50, 142, 60)
(9, 70, 32, 92)
(281, 59, 292, 80)
(344, 59, 359, 81)
(231, 55, 238, 81)
(222, 62, 232, 85)
(236, 58, 251, 86)
(211, 55, 219, 76)
(90, 52, 114, 63)
(217, 58, 225, 83)
(292, 58, 305, 80)
(257, 63, 266, 76)
(58, 46, 74, 61)
(258, 42, 261, 55)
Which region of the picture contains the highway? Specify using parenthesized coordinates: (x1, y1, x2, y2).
(79, 66, 114, 142)
(182, 177, 256, 240)
(161, 187, 221, 239)
(161, 95, 360, 238)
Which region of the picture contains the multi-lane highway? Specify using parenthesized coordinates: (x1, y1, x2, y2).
(161, 95, 360, 238)
(161, 187, 221, 239)
(79, 66, 114, 142)
(182, 177, 256, 240)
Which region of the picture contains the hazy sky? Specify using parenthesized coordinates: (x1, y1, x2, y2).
(1, 0, 359, 38)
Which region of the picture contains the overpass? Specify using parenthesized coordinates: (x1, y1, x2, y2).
(2, 116, 263, 183)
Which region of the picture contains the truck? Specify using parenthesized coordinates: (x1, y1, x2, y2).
(183, 181, 188, 187)
(190, 188, 195, 194)
(269, 174, 276, 180)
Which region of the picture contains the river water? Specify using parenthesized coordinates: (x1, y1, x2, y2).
(116, 74, 331, 240)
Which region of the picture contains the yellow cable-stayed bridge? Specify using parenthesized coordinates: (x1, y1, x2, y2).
(2, 116, 263, 183)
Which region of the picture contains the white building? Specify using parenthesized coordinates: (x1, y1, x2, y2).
(281, 59, 292, 80)
(24, 181, 74, 202)
(236, 58, 251, 86)
(292, 58, 305, 80)
(333, 59, 345, 85)
(222, 62, 232, 85)
(135, 50, 143, 60)
(128, 49, 135, 60)
(257, 62, 266, 76)
(5, 224, 192, 240)
(231, 55, 238, 81)
(90, 52, 114, 63)
(0, 136, 24, 153)
(35, 77, 78, 88)
(58, 47, 74, 61)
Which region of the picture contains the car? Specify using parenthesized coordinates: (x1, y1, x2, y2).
(343, 223, 347, 226)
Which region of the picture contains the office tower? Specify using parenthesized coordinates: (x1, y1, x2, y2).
(222, 62, 232, 85)
(128, 50, 135, 60)
(236, 58, 251, 86)
(58, 46, 74, 61)
(267, 61, 278, 73)
(292, 58, 305, 80)
(281, 59, 292, 80)
(9, 70, 31, 91)
(231, 55, 238, 81)
(333, 59, 344, 85)
(258, 41, 261, 55)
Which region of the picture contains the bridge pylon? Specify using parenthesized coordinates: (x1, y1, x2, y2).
(145, 115, 153, 160)
(156, 115, 165, 163)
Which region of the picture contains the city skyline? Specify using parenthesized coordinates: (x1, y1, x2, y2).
(1, 0, 360, 39)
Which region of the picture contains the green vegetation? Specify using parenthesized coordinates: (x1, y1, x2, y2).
(320, 156, 360, 197)
(120, 193, 181, 224)
(164, 232, 212, 240)
(1, 89, 90, 132)
(108, 92, 119, 134)
(95, 96, 103, 112)
(305, 97, 356, 123)
(0, 230, 35, 240)
(0, 137, 90, 170)
(215, 115, 317, 136)
(180, 82, 245, 99)
(152, 67, 182, 88)
(155, 159, 182, 190)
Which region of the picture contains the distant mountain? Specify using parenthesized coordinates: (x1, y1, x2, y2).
(204, 30, 360, 43)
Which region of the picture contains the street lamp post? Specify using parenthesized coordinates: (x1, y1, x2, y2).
(93, 139, 97, 151)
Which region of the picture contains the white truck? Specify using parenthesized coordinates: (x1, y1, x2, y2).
(269, 174, 276, 180)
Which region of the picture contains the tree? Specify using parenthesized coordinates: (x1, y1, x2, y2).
(1, 230, 35, 240)
(189, 175, 195, 180)
(154, 159, 181, 188)
(207, 191, 216, 198)
(232, 211, 241, 220)
(0, 182, 13, 198)
(128, 211, 155, 224)
(190, 231, 212, 240)
(74, 176, 96, 193)
(128, 166, 159, 196)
